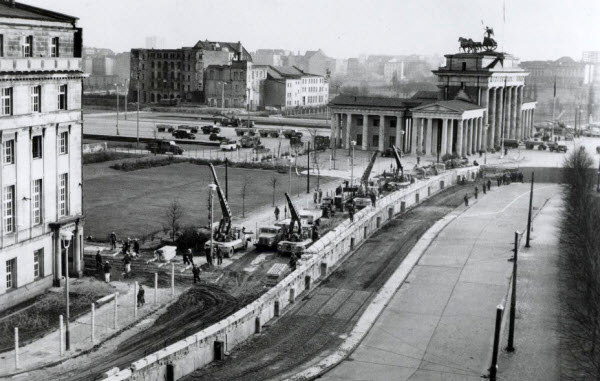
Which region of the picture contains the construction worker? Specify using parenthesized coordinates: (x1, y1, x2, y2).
(487, 179, 492, 191)
(95, 251, 103, 272)
(137, 285, 145, 307)
(192, 265, 201, 283)
(122, 252, 132, 278)
(103, 261, 112, 283)
(110, 232, 117, 251)
(274, 206, 280, 221)
(474, 186, 478, 199)
(289, 253, 298, 272)
(464, 193, 469, 207)
(483, 184, 487, 194)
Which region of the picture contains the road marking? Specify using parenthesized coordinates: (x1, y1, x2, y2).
(464, 184, 556, 218)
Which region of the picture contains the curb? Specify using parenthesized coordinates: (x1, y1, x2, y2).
(284, 194, 480, 380)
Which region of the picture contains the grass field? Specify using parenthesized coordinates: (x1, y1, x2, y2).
(84, 161, 332, 242)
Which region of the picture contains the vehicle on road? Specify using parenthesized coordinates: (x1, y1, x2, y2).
(220, 139, 240, 151)
(177, 125, 199, 133)
(209, 133, 226, 141)
(205, 226, 253, 257)
(256, 226, 285, 250)
(503, 139, 521, 148)
(241, 120, 255, 128)
(524, 139, 544, 149)
(380, 147, 395, 157)
(156, 124, 173, 132)
(548, 142, 568, 152)
(218, 116, 241, 127)
(240, 135, 261, 148)
(201, 125, 221, 134)
(172, 130, 196, 139)
(146, 140, 183, 155)
(283, 129, 303, 139)
(313, 135, 330, 151)
(276, 193, 316, 257)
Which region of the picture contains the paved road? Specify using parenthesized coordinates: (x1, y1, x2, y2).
(321, 183, 559, 381)
(181, 183, 477, 381)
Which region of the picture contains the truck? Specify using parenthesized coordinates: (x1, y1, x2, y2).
(201, 125, 221, 134)
(156, 124, 174, 132)
(548, 142, 568, 152)
(177, 125, 199, 133)
(209, 133, 227, 141)
(172, 130, 196, 139)
(218, 116, 241, 127)
(146, 140, 183, 155)
(256, 226, 285, 250)
(219, 139, 240, 151)
(352, 151, 378, 209)
(313, 135, 330, 151)
(276, 193, 317, 257)
(205, 226, 252, 257)
(283, 129, 303, 139)
(240, 135, 261, 148)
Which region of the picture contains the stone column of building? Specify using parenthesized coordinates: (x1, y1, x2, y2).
(73, 222, 82, 278)
(495, 87, 504, 147)
(478, 117, 484, 151)
(338, 114, 344, 147)
(526, 109, 531, 138)
(439, 118, 447, 156)
(531, 109, 535, 137)
(510, 86, 518, 139)
(503, 86, 512, 140)
(378, 115, 385, 151)
(456, 119, 464, 157)
(473, 117, 479, 152)
(418, 118, 425, 155)
(425, 118, 433, 155)
(467, 118, 473, 155)
(488, 88, 496, 149)
(447, 119, 454, 154)
(329, 114, 337, 148)
(515, 86, 523, 140)
(362, 114, 369, 150)
(53, 228, 61, 286)
(396, 115, 403, 150)
(411, 118, 418, 155)
(345, 113, 352, 149)
(463, 120, 469, 155)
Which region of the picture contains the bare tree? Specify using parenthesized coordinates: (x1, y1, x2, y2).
(307, 128, 322, 190)
(240, 174, 253, 218)
(270, 176, 278, 206)
(164, 199, 184, 243)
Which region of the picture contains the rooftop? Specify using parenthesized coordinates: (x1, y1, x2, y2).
(0, 1, 77, 23)
(330, 95, 424, 109)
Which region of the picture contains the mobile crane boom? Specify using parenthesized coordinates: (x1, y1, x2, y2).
(285, 192, 301, 238)
(209, 163, 232, 235)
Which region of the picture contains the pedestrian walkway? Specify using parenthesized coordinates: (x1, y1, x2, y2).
(0, 280, 182, 378)
(321, 182, 559, 381)
(497, 195, 562, 380)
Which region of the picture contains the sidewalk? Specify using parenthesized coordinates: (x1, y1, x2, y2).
(321, 182, 560, 381)
(497, 196, 562, 380)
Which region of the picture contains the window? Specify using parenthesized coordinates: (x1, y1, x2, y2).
(390, 119, 397, 128)
(1, 87, 12, 115)
(51, 37, 59, 57)
(23, 36, 33, 57)
(59, 131, 68, 154)
(32, 135, 42, 159)
(3, 185, 15, 233)
(356, 134, 363, 146)
(33, 179, 42, 224)
(34, 249, 44, 279)
(0, 35, 3, 57)
(373, 118, 380, 127)
(59, 173, 68, 217)
(372, 135, 379, 147)
(462, 62, 466, 71)
(357, 116, 364, 126)
(31, 86, 41, 112)
(6, 258, 16, 289)
(0, 138, 14, 167)
(58, 84, 68, 110)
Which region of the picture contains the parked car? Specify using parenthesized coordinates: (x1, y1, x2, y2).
(146, 140, 183, 155)
(156, 124, 173, 132)
(503, 139, 521, 148)
(283, 129, 303, 139)
(548, 142, 568, 152)
(172, 130, 196, 139)
(240, 135, 261, 148)
(241, 120, 255, 128)
(209, 133, 226, 141)
(220, 139, 240, 151)
(201, 125, 221, 134)
(219, 117, 241, 127)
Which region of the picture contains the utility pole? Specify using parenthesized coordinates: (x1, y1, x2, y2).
(525, 172, 534, 247)
(507, 231, 519, 352)
(115, 84, 120, 136)
(136, 74, 140, 148)
(124, 79, 129, 120)
(225, 158, 228, 201)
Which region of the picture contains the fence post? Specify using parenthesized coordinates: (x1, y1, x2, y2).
(59, 314, 64, 356)
(154, 272, 158, 304)
(489, 305, 504, 381)
(525, 172, 534, 248)
(91, 303, 95, 344)
(113, 292, 119, 330)
(133, 281, 138, 319)
(507, 231, 519, 352)
(171, 263, 175, 297)
(14, 327, 19, 370)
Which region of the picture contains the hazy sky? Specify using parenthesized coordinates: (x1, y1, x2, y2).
(25, 0, 600, 60)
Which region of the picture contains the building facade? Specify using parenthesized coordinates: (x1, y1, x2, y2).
(384, 59, 405, 82)
(0, 0, 85, 310)
(204, 61, 267, 110)
(263, 66, 329, 109)
(330, 50, 536, 155)
(129, 41, 251, 104)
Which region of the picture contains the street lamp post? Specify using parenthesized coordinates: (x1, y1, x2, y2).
(61, 231, 73, 351)
(124, 79, 129, 120)
(350, 140, 356, 186)
(208, 184, 217, 263)
(114, 84, 120, 136)
(136, 74, 140, 149)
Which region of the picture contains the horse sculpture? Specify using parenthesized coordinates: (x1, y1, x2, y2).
(458, 28, 497, 53)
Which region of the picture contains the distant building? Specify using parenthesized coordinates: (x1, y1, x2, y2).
(204, 61, 267, 110)
(282, 49, 335, 77)
(263, 66, 329, 109)
(145, 36, 165, 50)
(252, 49, 290, 67)
(129, 40, 251, 103)
(384, 59, 405, 82)
(0, 0, 85, 310)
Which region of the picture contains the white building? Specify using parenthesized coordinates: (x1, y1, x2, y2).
(384, 58, 405, 82)
(0, 0, 85, 310)
(264, 66, 329, 109)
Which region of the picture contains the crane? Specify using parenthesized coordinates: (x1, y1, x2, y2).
(284, 192, 302, 240)
(392, 145, 404, 179)
(359, 151, 378, 195)
(208, 163, 232, 237)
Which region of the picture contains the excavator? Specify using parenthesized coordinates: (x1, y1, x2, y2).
(204, 163, 252, 257)
(352, 151, 379, 209)
(276, 193, 318, 257)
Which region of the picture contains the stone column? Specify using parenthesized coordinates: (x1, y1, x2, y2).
(418, 118, 425, 155)
(345, 113, 352, 149)
(447, 119, 453, 154)
(466, 118, 473, 155)
(456, 119, 464, 157)
(396, 115, 403, 150)
(488, 88, 496, 149)
(73, 223, 82, 278)
(516, 86, 523, 140)
(411, 118, 417, 155)
(53, 228, 61, 286)
(425, 118, 433, 155)
(482, 88, 489, 152)
(440, 118, 448, 156)
(531, 109, 535, 137)
(504, 86, 513, 139)
(478, 117, 483, 151)
(378, 115, 385, 151)
(362, 114, 368, 150)
(329, 113, 336, 148)
(495, 87, 504, 147)
(511, 86, 518, 139)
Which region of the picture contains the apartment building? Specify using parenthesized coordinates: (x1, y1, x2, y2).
(0, 0, 85, 310)
(204, 61, 267, 110)
(263, 66, 329, 109)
